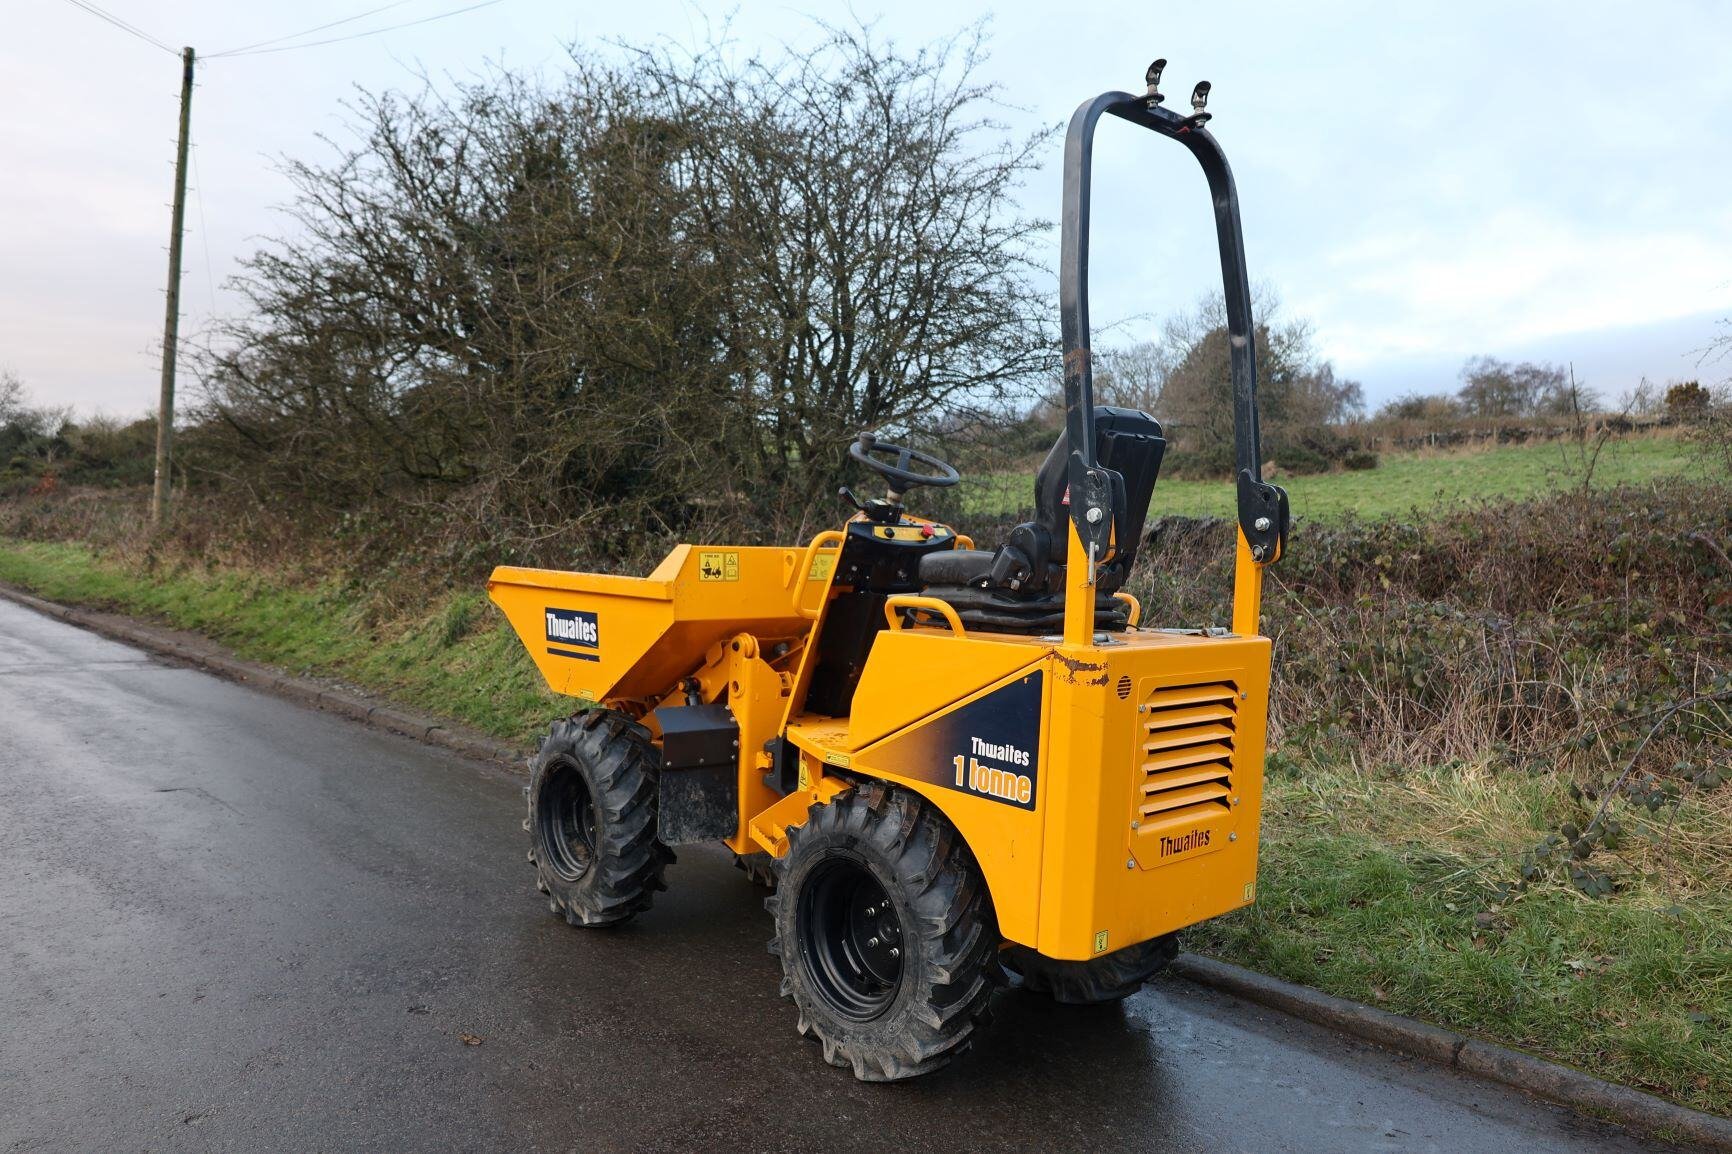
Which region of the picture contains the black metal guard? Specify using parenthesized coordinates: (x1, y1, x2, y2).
(1060, 83, 1289, 565)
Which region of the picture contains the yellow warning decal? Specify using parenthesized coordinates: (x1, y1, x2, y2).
(698, 551, 739, 581)
(824, 751, 851, 768)
(1093, 930, 1109, 954)
(807, 553, 836, 582)
(1243, 881, 1256, 904)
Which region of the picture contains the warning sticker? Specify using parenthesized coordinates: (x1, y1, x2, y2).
(698, 551, 739, 581)
(807, 553, 836, 582)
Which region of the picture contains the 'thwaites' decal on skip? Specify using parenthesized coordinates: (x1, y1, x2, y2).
(544, 608, 600, 659)
(865, 671, 1042, 810)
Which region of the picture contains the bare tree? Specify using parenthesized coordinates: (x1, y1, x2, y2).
(1456, 356, 1597, 418)
(196, 25, 1052, 566)
(1093, 342, 1166, 413)
(634, 25, 1053, 503)
(0, 368, 25, 427)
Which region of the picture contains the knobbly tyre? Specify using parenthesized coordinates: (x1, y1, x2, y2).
(488, 60, 1290, 1081)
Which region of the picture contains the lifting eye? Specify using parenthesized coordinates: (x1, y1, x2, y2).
(1144, 58, 1167, 105)
(1183, 81, 1212, 129)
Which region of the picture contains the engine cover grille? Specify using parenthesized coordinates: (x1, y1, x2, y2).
(1135, 681, 1237, 831)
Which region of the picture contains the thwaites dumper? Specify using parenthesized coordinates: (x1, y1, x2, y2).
(489, 63, 1290, 1081)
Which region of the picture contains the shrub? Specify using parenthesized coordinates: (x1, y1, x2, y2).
(1341, 448, 1379, 471)
(1160, 442, 1235, 480)
(1133, 480, 1732, 778)
(1271, 442, 1330, 475)
(1666, 380, 1711, 420)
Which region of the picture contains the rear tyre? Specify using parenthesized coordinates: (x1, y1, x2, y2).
(768, 785, 999, 1081)
(527, 709, 673, 927)
(1003, 933, 1178, 1004)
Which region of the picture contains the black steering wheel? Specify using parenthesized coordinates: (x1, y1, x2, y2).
(848, 431, 960, 495)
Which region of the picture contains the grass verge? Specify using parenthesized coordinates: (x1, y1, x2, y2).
(0, 537, 556, 740)
(1186, 758, 1732, 1117)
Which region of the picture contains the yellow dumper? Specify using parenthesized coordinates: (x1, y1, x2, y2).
(489, 62, 1289, 1080)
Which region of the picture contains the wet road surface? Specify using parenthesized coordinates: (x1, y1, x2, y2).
(0, 598, 1690, 1152)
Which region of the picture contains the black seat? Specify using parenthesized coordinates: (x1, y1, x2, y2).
(918, 548, 995, 587)
(917, 407, 1166, 633)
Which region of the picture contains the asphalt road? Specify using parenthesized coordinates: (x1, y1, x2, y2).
(0, 598, 1689, 1153)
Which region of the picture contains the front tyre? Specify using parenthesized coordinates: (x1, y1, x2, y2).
(769, 786, 999, 1081)
(527, 709, 673, 927)
(1003, 933, 1178, 1004)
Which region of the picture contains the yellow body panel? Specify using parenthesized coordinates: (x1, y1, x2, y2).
(845, 659, 1051, 946)
(1037, 632, 1270, 960)
(846, 629, 1047, 751)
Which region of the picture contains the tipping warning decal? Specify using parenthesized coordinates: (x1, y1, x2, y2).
(863, 671, 1043, 810)
(698, 551, 739, 581)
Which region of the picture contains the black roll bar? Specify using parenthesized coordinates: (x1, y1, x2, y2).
(1059, 76, 1290, 566)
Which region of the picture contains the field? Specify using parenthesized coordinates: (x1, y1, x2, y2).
(967, 434, 1706, 520)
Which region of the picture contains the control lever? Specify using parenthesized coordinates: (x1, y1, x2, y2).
(839, 484, 901, 524)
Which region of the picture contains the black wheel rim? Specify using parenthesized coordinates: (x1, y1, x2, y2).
(797, 857, 904, 1022)
(538, 763, 598, 883)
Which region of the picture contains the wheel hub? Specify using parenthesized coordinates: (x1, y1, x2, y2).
(538, 765, 598, 883)
(798, 859, 904, 1022)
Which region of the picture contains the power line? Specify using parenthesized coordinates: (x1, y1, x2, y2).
(207, 0, 504, 59)
(205, 0, 418, 59)
(57, 0, 177, 55)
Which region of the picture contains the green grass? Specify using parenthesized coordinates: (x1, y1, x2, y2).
(966, 436, 1706, 520)
(0, 538, 557, 740)
(1187, 760, 1732, 1116)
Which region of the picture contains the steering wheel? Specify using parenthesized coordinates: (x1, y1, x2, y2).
(848, 431, 960, 495)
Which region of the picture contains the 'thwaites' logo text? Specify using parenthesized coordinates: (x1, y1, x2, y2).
(545, 608, 599, 648)
(1159, 828, 1212, 858)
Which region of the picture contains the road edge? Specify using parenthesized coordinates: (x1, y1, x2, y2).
(1170, 953, 1732, 1151)
(0, 581, 523, 770)
(7, 579, 1728, 1147)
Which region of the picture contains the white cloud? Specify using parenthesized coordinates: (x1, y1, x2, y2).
(1302, 208, 1732, 367)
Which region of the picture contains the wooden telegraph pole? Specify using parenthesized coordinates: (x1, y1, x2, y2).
(152, 46, 195, 525)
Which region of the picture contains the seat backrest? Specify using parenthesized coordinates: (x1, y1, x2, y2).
(1033, 406, 1167, 585)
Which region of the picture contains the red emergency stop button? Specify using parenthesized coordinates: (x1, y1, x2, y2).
(920, 524, 935, 538)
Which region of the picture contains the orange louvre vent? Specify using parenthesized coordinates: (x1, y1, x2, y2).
(1135, 682, 1237, 830)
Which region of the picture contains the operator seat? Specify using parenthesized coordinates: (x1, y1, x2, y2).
(918, 406, 1166, 633)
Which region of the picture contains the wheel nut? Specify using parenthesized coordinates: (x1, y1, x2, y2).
(889, 947, 900, 958)
(868, 937, 879, 948)
(864, 906, 876, 916)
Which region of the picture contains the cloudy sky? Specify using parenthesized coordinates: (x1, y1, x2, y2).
(4, 0, 1729, 417)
